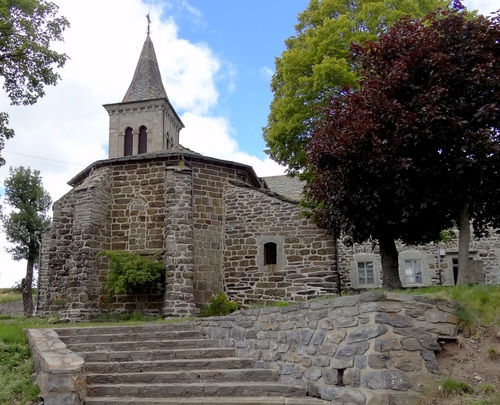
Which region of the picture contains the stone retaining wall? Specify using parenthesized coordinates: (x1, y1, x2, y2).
(196, 292, 458, 405)
(26, 329, 86, 405)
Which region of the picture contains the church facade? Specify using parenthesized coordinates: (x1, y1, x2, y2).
(37, 35, 499, 320)
(36, 35, 338, 319)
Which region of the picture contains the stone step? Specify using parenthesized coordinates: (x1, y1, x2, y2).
(59, 329, 202, 344)
(80, 347, 236, 362)
(54, 322, 197, 337)
(64, 338, 219, 352)
(84, 357, 254, 374)
(87, 382, 307, 398)
(86, 368, 277, 384)
(85, 396, 331, 404)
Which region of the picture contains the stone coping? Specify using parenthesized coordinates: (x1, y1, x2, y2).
(25, 328, 86, 405)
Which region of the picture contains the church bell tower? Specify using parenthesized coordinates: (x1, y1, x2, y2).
(103, 23, 184, 159)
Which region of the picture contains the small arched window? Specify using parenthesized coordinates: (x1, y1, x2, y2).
(264, 242, 277, 265)
(124, 127, 133, 156)
(138, 126, 147, 154)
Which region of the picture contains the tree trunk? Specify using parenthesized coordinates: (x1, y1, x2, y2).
(456, 205, 472, 285)
(22, 256, 34, 317)
(379, 235, 403, 290)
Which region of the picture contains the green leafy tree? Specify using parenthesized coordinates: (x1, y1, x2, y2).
(264, 0, 449, 176)
(1, 166, 52, 315)
(0, 0, 69, 166)
(308, 7, 500, 289)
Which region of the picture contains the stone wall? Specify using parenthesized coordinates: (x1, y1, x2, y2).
(37, 167, 112, 318)
(42, 153, 336, 319)
(163, 163, 197, 316)
(197, 292, 458, 405)
(190, 161, 262, 304)
(223, 182, 337, 305)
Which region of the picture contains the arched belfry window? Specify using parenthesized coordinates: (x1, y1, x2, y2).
(138, 125, 147, 154)
(124, 127, 133, 156)
(264, 242, 277, 265)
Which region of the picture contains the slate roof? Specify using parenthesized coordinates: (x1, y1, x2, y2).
(262, 175, 305, 202)
(122, 35, 168, 102)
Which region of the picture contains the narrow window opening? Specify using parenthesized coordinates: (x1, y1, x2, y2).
(264, 242, 277, 265)
(336, 368, 345, 386)
(124, 127, 133, 156)
(138, 125, 147, 154)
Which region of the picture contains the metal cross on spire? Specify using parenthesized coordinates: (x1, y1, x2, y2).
(146, 12, 151, 35)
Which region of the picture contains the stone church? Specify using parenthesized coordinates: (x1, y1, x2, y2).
(37, 34, 338, 319)
(37, 34, 500, 319)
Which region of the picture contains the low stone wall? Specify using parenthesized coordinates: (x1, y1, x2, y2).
(196, 292, 458, 405)
(25, 329, 86, 405)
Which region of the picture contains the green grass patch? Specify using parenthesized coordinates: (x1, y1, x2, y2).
(441, 377, 473, 396)
(396, 285, 500, 328)
(0, 316, 51, 404)
(0, 292, 22, 304)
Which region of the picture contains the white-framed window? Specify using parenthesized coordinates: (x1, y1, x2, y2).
(358, 261, 374, 284)
(405, 259, 422, 284)
(352, 253, 380, 287)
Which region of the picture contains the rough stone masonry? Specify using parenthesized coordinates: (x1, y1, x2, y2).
(197, 291, 458, 405)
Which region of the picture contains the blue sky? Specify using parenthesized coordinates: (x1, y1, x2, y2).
(170, 0, 310, 156)
(0, 0, 498, 287)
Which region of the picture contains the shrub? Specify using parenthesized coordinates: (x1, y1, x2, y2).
(97, 250, 165, 308)
(200, 293, 239, 317)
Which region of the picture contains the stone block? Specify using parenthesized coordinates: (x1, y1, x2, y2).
(326, 329, 346, 344)
(414, 320, 457, 336)
(300, 329, 315, 345)
(304, 366, 322, 381)
(336, 316, 358, 328)
(347, 325, 388, 343)
(312, 355, 330, 367)
(393, 352, 424, 372)
(401, 337, 421, 351)
(361, 370, 411, 391)
(330, 358, 354, 369)
(424, 308, 458, 324)
(318, 386, 366, 404)
(375, 312, 413, 327)
(311, 330, 326, 345)
(368, 353, 392, 369)
(332, 295, 360, 307)
(374, 337, 402, 352)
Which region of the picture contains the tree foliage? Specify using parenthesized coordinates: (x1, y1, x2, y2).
(97, 250, 166, 298)
(0, 0, 69, 166)
(1, 166, 52, 315)
(308, 7, 500, 289)
(264, 0, 449, 176)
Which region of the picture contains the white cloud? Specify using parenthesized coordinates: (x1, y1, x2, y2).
(260, 66, 274, 80)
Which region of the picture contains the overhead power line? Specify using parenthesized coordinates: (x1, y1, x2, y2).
(3, 150, 87, 167)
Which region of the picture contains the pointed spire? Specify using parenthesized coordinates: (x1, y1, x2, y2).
(122, 35, 168, 102)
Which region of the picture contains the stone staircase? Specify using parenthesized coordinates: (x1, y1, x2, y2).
(55, 322, 329, 404)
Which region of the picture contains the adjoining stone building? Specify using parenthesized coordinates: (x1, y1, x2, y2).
(37, 34, 499, 319)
